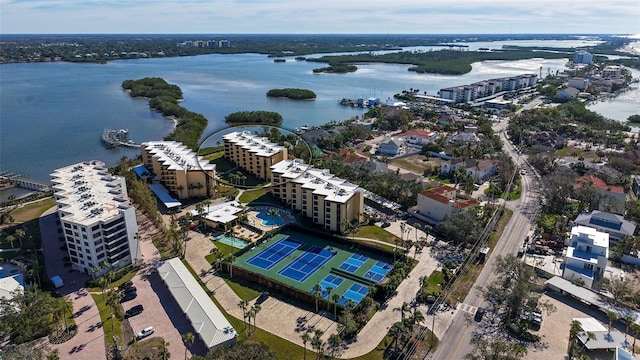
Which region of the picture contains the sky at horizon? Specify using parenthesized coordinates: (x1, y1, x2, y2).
(1, 0, 639, 35)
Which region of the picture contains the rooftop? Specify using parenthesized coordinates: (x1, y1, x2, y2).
(419, 185, 478, 209)
(574, 211, 636, 237)
(51, 161, 132, 225)
(223, 131, 286, 157)
(570, 225, 609, 249)
(575, 175, 624, 194)
(191, 201, 244, 224)
(142, 141, 215, 171)
(271, 159, 360, 204)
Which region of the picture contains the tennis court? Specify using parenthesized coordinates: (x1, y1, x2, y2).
(278, 246, 336, 282)
(338, 253, 369, 273)
(339, 283, 370, 305)
(363, 260, 394, 282)
(246, 237, 302, 270)
(318, 274, 345, 299)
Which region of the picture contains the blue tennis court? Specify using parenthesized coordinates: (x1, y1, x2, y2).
(278, 246, 336, 282)
(339, 283, 370, 305)
(317, 274, 344, 298)
(246, 237, 302, 270)
(339, 253, 369, 273)
(363, 260, 394, 283)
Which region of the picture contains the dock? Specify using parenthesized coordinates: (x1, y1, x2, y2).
(0, 171, 52, 192)
(101, 129, 141, 148)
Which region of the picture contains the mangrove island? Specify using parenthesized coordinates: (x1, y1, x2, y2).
(266, 88, 316, 100)
(225, 111, 283, 126)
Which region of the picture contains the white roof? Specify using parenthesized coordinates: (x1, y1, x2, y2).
(0, 276, 23, 300)
(50, 161, 132, 225)
(157, 258, 236, 349)
(574, 318, 629, 350)
(574, 317, 607, 332)
(191, 201, 244, 224)
(223, 131, 286, 157)
(271, 159, 360, 204)
(571, 225, 609, 249)
(142, 141, 215, 171)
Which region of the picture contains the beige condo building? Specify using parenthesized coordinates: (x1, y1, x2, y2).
(270, 159, 363, 233)
(141, 141, 216, 200)
(223, 131, 287, 181)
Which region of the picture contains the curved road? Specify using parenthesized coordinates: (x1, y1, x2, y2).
(431, 104, 542, 359)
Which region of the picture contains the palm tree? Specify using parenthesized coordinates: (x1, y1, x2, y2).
(14, 229, 25, 248)
(623, 314, 634, 339)
(238, 300, 249, 329)
(410, 308, 425, 327)
(394, 301, 410, 322)
(251, 304, 261, 333)
(6, 235, 15, 249)
(413, 223, 421, 243)
(301, 332, 311, 360)
(389, 321, 406, 352)
(325, 287, 334, 311)
(327, 334, 343, 359)
(312, 283, 323, 313)
(159, 340, 170, 360)
(311, 329, 325, 360)
(399, 222, 406, 242)
(246, 308, 254, 335)
(607, 311, 618, 333)
(630, 323, 640, 355)
(267, 208, 280, 229)
(182, 332, 195, 360)
(331, 293, 340, 319)
(176, 185, 184, 199)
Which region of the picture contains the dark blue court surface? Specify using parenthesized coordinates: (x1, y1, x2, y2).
(317, 274, 344, 298)
(363, 260, 394, 282)
(339, 283, 369, 305)
(246, 237, 302, 270)
(339, 253, 368, 273)
(278, 246, 336, 282)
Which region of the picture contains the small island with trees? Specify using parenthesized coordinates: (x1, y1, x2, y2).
(266, 88, 316, 100)
(122, 77, 207, 150)
(312, 63, 358, 74)
(225, 111, 283, 126)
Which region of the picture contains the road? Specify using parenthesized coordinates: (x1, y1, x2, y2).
(430, 101, 542, 359)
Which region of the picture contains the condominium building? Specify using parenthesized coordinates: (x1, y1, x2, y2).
(439, 74, 538, 103)
(270, 159, 363, 232)
(223, 131, 287, 181)
(574, 50, 593, 65)
(141, 141, 216, 200)
(51, 161, 140, 276)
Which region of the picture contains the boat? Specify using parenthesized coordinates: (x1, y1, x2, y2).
(273, 59, 286, 63)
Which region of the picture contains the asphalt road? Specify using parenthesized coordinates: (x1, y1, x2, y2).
(430, 105, 542, 359)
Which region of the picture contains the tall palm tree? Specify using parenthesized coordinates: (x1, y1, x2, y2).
(607, 311, 618, 333)
(630, 323, 640, 355)
(394, 301, 410, 322)
(176, 185, 184, 199)
(312, 283, 323, 313)
(410, 308, 425, 328)
(182, 332, 195, 360)
(246, 308, 254, 335)
(623, 314, 634, 339)
(301, 332, 311, 360)
(413, 223, 421, 243)
(399, 222, 406, 242)
(251, 304, 261, 333)
(238, 300, 249, 329)
(159, 340, 170, 360)
(389, 321, 406, 352)
(267, 208, 280, 229)
(325, 287, 334, 311)
(14, 229, 25, 248)
(331, 293, 340, 319)
(311, 329, 325, 360)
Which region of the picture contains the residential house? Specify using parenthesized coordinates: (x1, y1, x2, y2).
(377, 137, 404, 156)
(441, 158, 497, 183)
(562, 226, 609, 289)
(568, 78, 590, 91)
(417, 185, 479, 223)
(574, 175, 626, 214)
(573, 210, 637, 246)
(557, 87, 580, 99)
(447, 132, 480, 144)
(397, 129, 438, 146)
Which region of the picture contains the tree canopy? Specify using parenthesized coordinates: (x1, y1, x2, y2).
(225, 111, 283, 126)
(266, 88, 316, 100)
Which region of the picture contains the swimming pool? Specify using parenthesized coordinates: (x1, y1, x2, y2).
(256, 210, 285, 226)
(214, 234, 250, 249)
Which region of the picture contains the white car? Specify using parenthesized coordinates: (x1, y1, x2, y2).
(136, 326, 155, 340)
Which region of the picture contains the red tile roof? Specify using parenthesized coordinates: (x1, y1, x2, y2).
(575, 175, 624, 194)
(398, 129, 435, 139)
(419, 185, 478, 208)
(330, 149, 367, 163)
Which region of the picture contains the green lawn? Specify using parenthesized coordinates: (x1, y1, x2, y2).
(238, 188, 267, 203)
(85, 270, 138, 293)
(426, 271, 444, 294)
(91, 293, 123, 342)
(352, 226, 401, 245)
(209, 155, 236, 173)
(9, 197, 56, 223)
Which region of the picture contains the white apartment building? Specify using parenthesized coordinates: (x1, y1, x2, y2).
(141, 141, 216, 200)
(439, 74, 537, 103)
(223, 131, 287, 181)
(574, 50, 593, 65)
(270, 159, 363, 232)
(51, 161, 140, 276)
(562, 226, 609, 289)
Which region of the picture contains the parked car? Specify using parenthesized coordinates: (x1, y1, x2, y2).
(381, 222, 391, 228)
(255, 291, 270, 304)
(119, 281, 134, 291)
(474, 307, 486, 322)
(125, 304, 144, 318)
(120, 291, 137, 303)
(136, 326, 154, 340)
(124, 286, 137, 295)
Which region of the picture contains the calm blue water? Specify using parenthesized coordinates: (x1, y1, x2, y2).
(586, 68, 640, 124)
(256, 211, 284, 226)
(0, 38, 612, 181)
